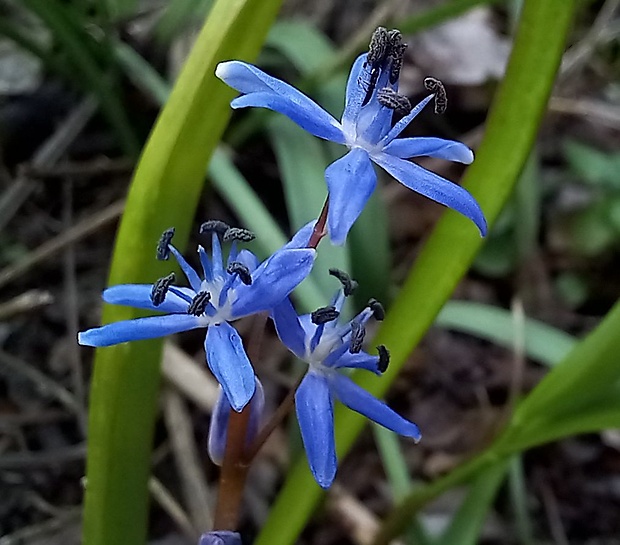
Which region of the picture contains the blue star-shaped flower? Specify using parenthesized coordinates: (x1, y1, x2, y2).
(78, 223, 315, 411)
(271, 274, 421, 488)
(216, 28, 486, 245)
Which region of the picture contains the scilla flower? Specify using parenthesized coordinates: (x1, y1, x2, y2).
(79, 221, 315, 411)
(271, 270, 421, 488)
(216, 27, 486, 245)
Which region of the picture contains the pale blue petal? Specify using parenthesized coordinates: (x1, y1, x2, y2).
(372, 152, 487, 236)
(326, 149, 377, 245)
(283, 220, 315, 250)
(234, 249, 259, 272)
(341, 54, 367, 131)
(205, 322, 256, 412)
(331, 374, 421, 441)
(216, 61, 344, 143)
(331, 351, 381, 374)
(384, 137, 474, 164)
(199, 246, 213, 282)
(381, 94, 434, 145)
(78, 314, 203, 347)
(102, 284, 191, 313)
(295, 372, 337, 488)
(271, 298, 306, 358)
(208, 379, 264, 466)
(211, 232, 224, 279)
(231, 248, 316, 317)
(168, 245, 202, 292)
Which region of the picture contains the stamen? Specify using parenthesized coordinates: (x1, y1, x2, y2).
(151, 272, 176, 306)
(386, 30, 407, 84)
(200, 220, 230, 235)
(156, 228, 175, 261)
(377, 88, 412, 116)
(329, 268, 358, 297)
(349, 320, 366, 354)
(368, 298, 385, 321)
(223, 227, 256, 243)
(226, 261, 252, 285)
(424, 77, 448, 114)
(311, 306, 340, 325)
(188, 291, 212, 316)
(367, 27, 390, 65)
(377, 345, 390, 373)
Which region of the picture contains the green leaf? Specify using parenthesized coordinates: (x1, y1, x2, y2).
(256, 1, 577, 543)
(436, 300, 576, 367)
(564, 140, 620, 190)
(435, 459, 509, 545)
(83, 1, 283, 544)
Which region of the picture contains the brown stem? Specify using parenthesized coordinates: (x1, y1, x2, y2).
(308, 198, 329, 249)
(243, 373, 304, 463)
(212, 406, 251, 530)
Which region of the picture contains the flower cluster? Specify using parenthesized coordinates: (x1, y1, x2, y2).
(80, 27, 486, 496)
(216, 27, 486, 245)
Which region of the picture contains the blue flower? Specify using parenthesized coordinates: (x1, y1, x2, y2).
(216, 28, 486, 245)
(271, 273, 421, 488)
(78, 223, 316, 411)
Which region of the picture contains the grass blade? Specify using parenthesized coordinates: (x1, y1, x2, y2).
(83, 1, 283, 544)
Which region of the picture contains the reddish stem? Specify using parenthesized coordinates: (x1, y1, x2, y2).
(212, 407, 251, 530)
(308, 199, 329, 249)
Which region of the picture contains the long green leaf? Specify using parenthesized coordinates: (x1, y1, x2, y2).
(436, 301, 576, 367)
(435, 459, 509, 545)
(83, 2, 282, 544)
(256, 1, 576, 544)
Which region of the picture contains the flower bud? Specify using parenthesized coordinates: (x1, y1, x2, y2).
(198, 531, 242, 545)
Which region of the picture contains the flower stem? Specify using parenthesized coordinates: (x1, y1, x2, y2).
(308, 199, 329, 249)
(244, 374, 304, 463)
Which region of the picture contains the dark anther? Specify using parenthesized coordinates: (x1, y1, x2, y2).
(200, 220, 230, 235)
(367, 27, 390, 65)
(311, 306, 340, 325)
(223, 227, 256, 243)
(156, 227, 175, 261)
(367, 298, 385, 321)
(386, 30, 407, 84)
(188, 291, 212, 316)
(349, 320, 366, 354)
(377, 345, 390, 373)
(377, 88, 412, 116)
(227, 262, 252, 285)
(151, 272, 176, 306)
(329, 268, 358, 297)
(424, 77, 448, 114)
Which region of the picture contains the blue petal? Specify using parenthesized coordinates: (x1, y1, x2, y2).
(208, 379, 264, 466)
(331, 351, 381, 374)
(234, 249, 259, 272)
(271, 298, 307, 358)
(102, 284, 191, 313)
(295, 372, 337, 488)
(199, 246, 213, 282)
(216, 61, 345, 144)
(380, 94, 434, 146)
(211, 232, 224, 279)
(78, 314, 203, 347)
(331, 374, 422, 441)
(341, 54, 367, 132)
(384, 137, 474, 164)
(168, 245, 202, 292)
(326, 149, 377, 245)
(283, 220, 316, 250)
(205, 322, 256, 412)
(231, 248, 316, 317)
(372, 152, 487, 236)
